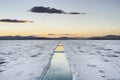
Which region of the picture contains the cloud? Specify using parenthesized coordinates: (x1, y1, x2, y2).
(30, 6, 85, 15)
(30, 6, 66, 14)
(48, 34, 56, 36)
(0, 19, 33, 23)
(69, 12, 85, 15)
(63, 34, 70, 35)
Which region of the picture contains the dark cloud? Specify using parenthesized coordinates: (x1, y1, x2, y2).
(69, 12, 85, 15)
(0, 19, 33, 23)
(30, 6, 66, 14)
(30, 6, 85, 15)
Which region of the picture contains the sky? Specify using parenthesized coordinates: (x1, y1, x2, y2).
(0, 0, 120, 37)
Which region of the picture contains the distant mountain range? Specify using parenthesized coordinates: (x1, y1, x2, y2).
(0, 36, 49, 40)
(87, 35, 120, 40)
(0, 35, 120, 40)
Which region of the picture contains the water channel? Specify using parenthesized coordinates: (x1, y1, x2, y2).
(42, 43, 72, 80)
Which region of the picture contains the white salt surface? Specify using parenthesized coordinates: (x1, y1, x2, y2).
(62, 40, 120, 80)
(1, 40, 120, 80)
(0, 40, 58, 80)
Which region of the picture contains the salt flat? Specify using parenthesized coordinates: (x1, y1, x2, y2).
(0, 40, 58, 80)
(63, 40, 120, 80)
(0, 40, 120, 80)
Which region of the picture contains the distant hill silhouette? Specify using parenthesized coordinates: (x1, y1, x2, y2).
(0, 35, 120, 40)
(0, 36, 49, 40)
(87, 35, 120, 40)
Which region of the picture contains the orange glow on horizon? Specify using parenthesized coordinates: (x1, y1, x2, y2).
(0, 32, 120, 38)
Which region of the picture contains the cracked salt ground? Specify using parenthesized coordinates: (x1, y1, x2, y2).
(42, 43, 72, 80)
(0, 40, 59, 80)
(62, 40, 120, 80)
(1, 40, 120, 80)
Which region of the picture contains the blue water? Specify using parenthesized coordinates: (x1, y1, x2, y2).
(43, 44, 72, 80)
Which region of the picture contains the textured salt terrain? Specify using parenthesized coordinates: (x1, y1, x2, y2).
(0, 40, 58, 80)
(62, 40, 120, 80)
(0, 40, 120, 80)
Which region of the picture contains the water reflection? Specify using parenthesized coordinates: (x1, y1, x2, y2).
(43, 44, 72, 80)
(55, 45, 64, 51)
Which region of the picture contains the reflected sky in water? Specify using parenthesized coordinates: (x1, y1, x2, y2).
(43, 45, 72, 80)
(55, 44, 64, 51)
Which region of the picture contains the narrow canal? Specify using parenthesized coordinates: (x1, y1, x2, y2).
(42, 42, 72, 80)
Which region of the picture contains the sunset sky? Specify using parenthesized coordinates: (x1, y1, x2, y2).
(0, 0, 120, 37)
